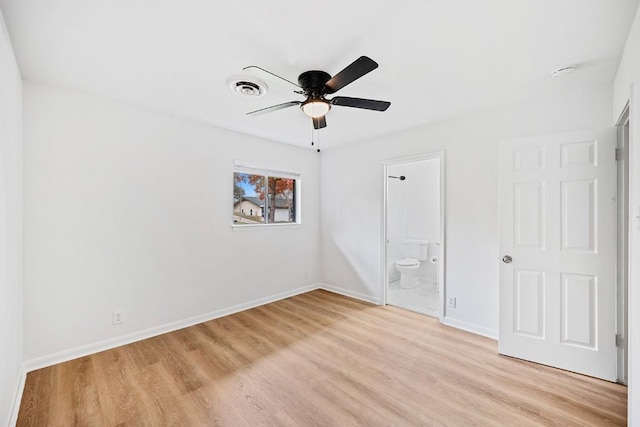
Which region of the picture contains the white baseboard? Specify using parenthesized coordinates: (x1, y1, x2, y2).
(9, 366, 27, 426)
(21, 284, 495, 375)
(319, 286, 497, 342)
(24, 284, 320, 372)
(318, 283, 381, 305)
(443, 316, 498, 340)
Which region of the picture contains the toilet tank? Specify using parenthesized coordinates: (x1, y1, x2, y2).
(403, 239, 429, 261)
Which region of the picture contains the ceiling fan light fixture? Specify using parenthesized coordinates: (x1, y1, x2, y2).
(301, 99, 330, 118)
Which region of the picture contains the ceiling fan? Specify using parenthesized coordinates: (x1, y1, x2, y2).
(244, 56, 391, 130)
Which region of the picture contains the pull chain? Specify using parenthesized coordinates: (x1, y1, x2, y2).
(311, 126, 321, 152)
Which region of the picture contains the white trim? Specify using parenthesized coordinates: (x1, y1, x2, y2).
(381, 162, 390, 305)
(320, 284, 500, 342)
(443, 316, 498, 340)
(233, 160, 301, 179)
(383, 152, 444, 166)
(318, 283, 381, 305)
(24, 284, 320, 372)
(615, 103, 630, 385)
(616, 101, 630, 128)
(626, 81, 639, 425)
(9, 367, 27, 427)
(231, 223, 302, 231)
(438, 153, 446, 323)
(19, 284, 499, 383)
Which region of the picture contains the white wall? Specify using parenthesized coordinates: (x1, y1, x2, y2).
(23, 82, 320, 365)
(320, 84, 613, 337)
(0, 8, 23, 425)
(614, 5, 640, 123)
(613, 5, 640, 424)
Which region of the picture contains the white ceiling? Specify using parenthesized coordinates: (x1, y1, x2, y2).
(1, 0, 638, 149)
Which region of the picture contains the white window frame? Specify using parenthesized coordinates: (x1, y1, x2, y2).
(232, 161, 302, 230)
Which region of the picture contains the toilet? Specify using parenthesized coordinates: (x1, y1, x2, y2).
(395, 240, 429, 289)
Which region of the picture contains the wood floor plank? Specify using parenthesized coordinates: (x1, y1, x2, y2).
(17, 290, 627, 426)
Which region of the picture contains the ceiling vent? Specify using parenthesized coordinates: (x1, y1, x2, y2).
(227, 76, 268, 98)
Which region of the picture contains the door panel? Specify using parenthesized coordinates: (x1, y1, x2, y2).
(561, 179, 596, 252)
(561, 140, 596, 168)
(560, 273, 596, 348)
(514, 269, 545, 338)
(514, 182, 545, 248)
(499, 129, 617, 381)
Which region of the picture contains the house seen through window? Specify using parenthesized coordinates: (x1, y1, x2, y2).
(233, 166, 298, 225)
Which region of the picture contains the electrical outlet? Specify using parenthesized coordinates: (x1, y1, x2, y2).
(304, 271, 309, 280)
(112, 311, 123, 325)
(447, 297, 456, 308)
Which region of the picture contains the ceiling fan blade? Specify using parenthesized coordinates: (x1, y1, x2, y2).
(312, 116, 327, 129)
(330, 96, 390, 111)
(324, 56, 379, 94)
(243, 65, 301, 89)
(247, 101, 301, 116)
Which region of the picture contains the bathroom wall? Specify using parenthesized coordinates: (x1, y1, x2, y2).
(387, 159, 440, 282)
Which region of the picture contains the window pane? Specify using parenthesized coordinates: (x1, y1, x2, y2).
(267, 177, 296, 224)
(233, 173, 266, 224)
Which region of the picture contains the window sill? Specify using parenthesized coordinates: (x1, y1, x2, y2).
(231, 223, 302, 231)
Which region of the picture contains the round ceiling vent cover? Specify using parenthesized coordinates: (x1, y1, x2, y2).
(227, 76, 268, 98)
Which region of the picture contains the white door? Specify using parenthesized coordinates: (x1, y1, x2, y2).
(499, 129, 617, 381)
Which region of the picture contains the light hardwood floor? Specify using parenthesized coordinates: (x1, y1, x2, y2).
(17, 290, 626, 426)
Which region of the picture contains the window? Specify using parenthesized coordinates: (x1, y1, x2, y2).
(233, 163, 299, 226)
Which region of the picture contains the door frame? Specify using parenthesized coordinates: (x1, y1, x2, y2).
(616, 103, 630, 384)
(381, 151, 446, 321)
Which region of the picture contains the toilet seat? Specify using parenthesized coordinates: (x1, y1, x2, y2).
(396, 258, 419, 267)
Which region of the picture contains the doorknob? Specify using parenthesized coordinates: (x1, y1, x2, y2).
(502, 255, 513, 264)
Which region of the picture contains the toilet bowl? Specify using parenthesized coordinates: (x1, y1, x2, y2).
(395, 258, 421, 289)
(394, 239, 429, 289)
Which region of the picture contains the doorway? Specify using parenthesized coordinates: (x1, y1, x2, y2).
(383, 152, 445, 320)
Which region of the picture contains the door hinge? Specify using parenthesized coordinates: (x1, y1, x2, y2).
(615, 148, 624, 161)
(616, 334, 624, 347)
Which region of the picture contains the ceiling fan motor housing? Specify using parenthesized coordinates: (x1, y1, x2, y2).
(298, 71, 332, 96)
